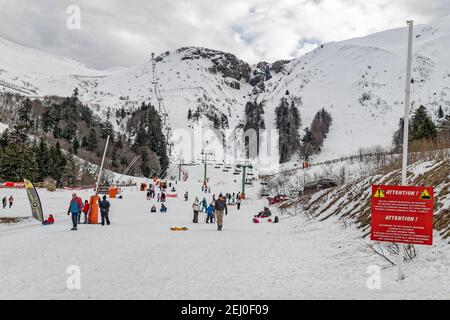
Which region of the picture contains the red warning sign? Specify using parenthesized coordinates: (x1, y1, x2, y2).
(371, 185, 434, 245)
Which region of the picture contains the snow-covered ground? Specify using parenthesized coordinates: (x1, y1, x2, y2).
(1, 163, 448, 299)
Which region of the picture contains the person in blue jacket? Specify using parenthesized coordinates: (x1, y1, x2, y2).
(206, 203, 215, 223)
(67, 193, 82, 231)
(201, 197, 208, 213)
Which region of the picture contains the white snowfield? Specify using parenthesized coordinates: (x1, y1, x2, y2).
(2, 16, 450, 161)
(0, 164, 448, 300)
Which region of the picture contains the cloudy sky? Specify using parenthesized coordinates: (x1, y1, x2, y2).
(0, 0, 449, 69)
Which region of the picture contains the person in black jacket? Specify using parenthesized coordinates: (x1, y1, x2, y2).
(99, 195, 111, 226)
(214, 194, 227, 231)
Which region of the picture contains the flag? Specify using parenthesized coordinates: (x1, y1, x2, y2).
(23, 179, 44, 222)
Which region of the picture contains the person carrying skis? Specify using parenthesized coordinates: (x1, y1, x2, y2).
(82, 200, 90, 224)
(192, 197, 200, 223)
(214, 194, 227, 231)
(67, 193, 82, 231)
(98, 195, 111, 226)
(8, 195, 13, 208)
(206, 203, 215, 224)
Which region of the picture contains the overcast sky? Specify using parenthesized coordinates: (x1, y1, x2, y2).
(0, 0, 449, 69)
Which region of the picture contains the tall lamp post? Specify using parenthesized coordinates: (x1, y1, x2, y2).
(398, 20, 414, 281)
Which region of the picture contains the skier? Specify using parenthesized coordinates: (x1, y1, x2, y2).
(8, 195, 13, 208)
(206, 203, 215, 224)
(82, 200, 90, 224)
(99, 195, 111, 226)
(214, 194, 227, 231)
(151, 204, 157, 213)
(157, 193, 160, 202)
(208, 186, 211, 193)
(42, 214, 55, 225)
(231, 193, 236, 205)
(67, 193, 82, 231)
(160, 203, 167, 213)
(2, 196, 6, 209)
(146, 190, 151, 200)
(161, 192, 166, 202)
(192, 197, 199, 223)
(184, 191, 189, 201)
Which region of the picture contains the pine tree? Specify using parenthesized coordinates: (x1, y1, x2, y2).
(275, 98, 301, 163)
(18, 98, 33, 130)
(410, 105, 437, 141)
(86, 129, 98, 151)
(72, 137, 80, 154)
(438, 106, 444, 118)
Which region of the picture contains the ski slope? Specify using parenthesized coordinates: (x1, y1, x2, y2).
(1, 163, 449, 299)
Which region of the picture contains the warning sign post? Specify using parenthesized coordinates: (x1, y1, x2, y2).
(371, 185, 434, 246)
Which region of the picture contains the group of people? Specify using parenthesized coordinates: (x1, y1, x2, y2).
(2, 195, 13, 209)
(66, 193, 110, 230)
(201, 185, 211, 193)
(151, 203, 167, 213)
(192, 192, 235, 231)
(146, 183, 169, 213)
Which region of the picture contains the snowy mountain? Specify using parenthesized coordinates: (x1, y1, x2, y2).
(1, 16, 450, 162)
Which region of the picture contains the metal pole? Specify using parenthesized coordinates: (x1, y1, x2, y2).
(95, 135, 110, 194)
(398, 20, 414, 281)
(242, 166, 246, 199)
(203, 153, 207, 186)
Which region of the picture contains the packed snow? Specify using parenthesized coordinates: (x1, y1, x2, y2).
(1, 163, 449, 299)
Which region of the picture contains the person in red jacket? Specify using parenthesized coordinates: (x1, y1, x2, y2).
(82, 200, 90, 224)
(43, 214, 54, 225)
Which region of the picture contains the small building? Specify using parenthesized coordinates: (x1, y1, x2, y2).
(303, 178, 337, 195)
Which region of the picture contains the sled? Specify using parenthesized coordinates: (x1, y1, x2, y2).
(170, 227, 189, 231)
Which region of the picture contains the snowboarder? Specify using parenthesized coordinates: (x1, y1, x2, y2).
(214, 194, 227, 231)
(8, 195, 13, 208)
(42, 214, 54, 225)
(2, 196, 6, 209)
(206, 203, 215, 224)
(192, 197, 199, 223)
(67, 193, 82, 231)
(82, 200, 89, 224)
(160, 203, 167, 213)
(99, 195, 111, 226)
